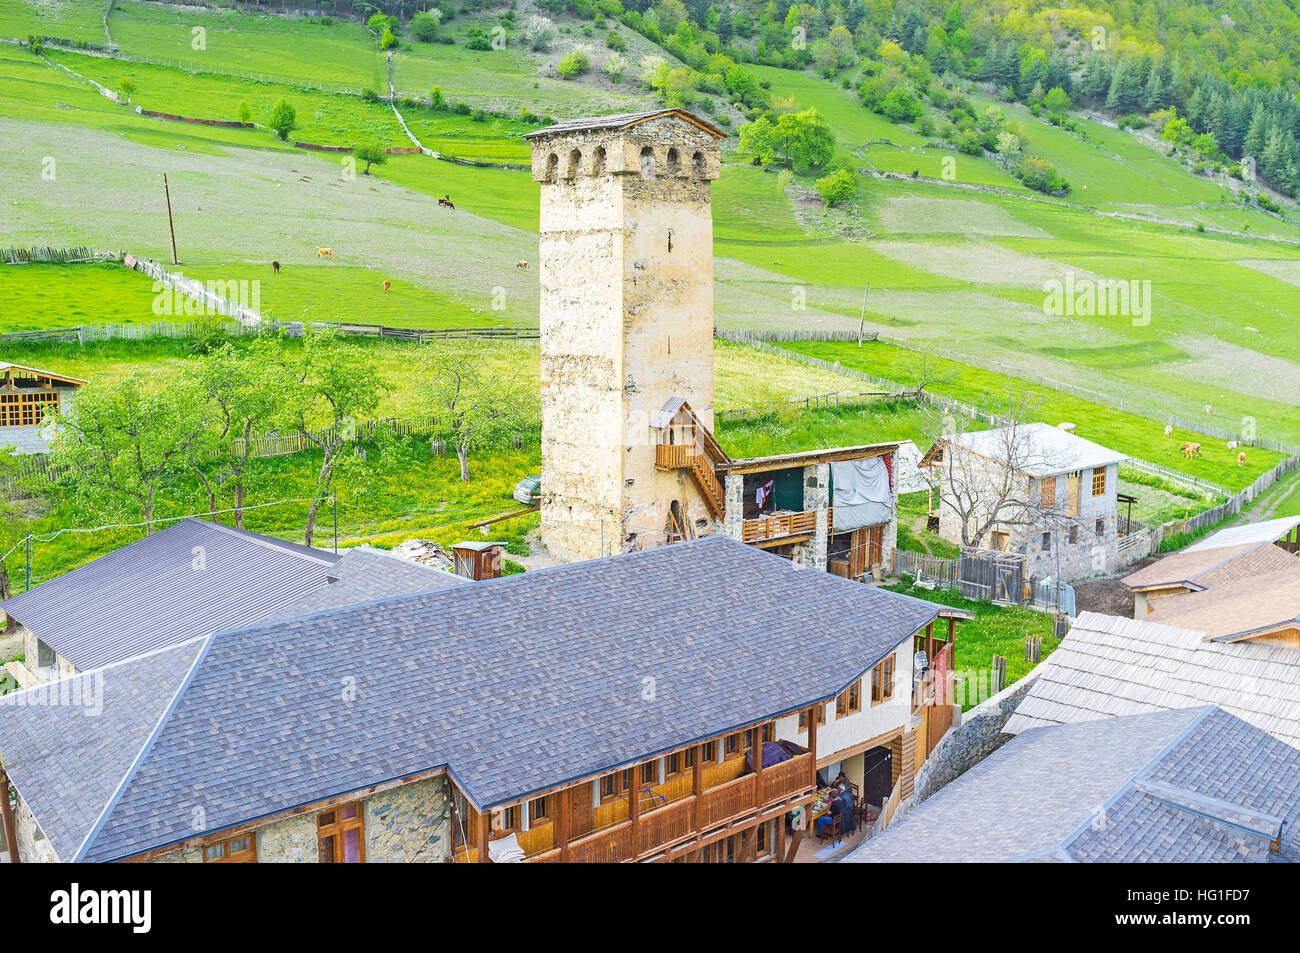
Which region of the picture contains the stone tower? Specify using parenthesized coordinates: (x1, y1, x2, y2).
(526, 110, 726, 562)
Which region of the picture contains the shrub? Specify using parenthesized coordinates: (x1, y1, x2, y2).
(1013, 155, 1069, 194)
(379, 28, 398, 51)
(557, 50, 590, 79)
(606, 30, 627, 51)
(430, 86, 443, 109)
(411, 10, 441, 42)
(879, 86, 923, 122)
(361, 88, 380, 103)
(269, 100, 297, 140)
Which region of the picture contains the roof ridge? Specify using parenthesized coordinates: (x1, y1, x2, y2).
(189, 518, 337, 566)
(1134, 777, 1284, 841)
(70, 634, 216, 862)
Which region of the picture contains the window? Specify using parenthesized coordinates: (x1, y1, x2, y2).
(529, 796, 550, 825)
(1040, 476, 1056, 508)
(761, 723, 774, 743)
(836, 679, 862, 716)
(494, 806, 519, 832)
(203, 833, 256, 863)
(0, 391, 59, 429)
(724, 732, 742, 759)
(1092, 466, 1107, 497)
(1097, 517, 1106, 534)
(742, 727, 756, 750)
(600, 769, 633, 802)
(641, 760, 660, 787)
(798, 706, 825, 730)
(36, 639, 55, 670)
(317, 802, 364, 863)
(870, 656, 895, 705)
(666, 147, 681, 175)
(1068, 525, 1078, 544)
(700, 740, 718, 763)
(639, 145, 655, 178)
(1042, 532, 1051, 550)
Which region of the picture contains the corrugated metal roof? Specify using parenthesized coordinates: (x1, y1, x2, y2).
(4, 535, 944, 862)
(944, 421, 1126, 477)
(1186, 514, 1300, 552)
(845, 707, 1300, 862)
(0, 519, 339, 670)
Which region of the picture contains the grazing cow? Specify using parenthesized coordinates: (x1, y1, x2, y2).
(1181, 442, 1201, 459)
(516, 260, 528, 270)
(1238, 451, 1247, 466)
(1227, 440, 1239, 450)
(272, 261, 280, 274)
(1204, 404, 1213, 414)
(1163, 424, 1173, 437)
(317, 247, 334, 257)
(382, 279, 391, 294)
(438, 194, 455, 210)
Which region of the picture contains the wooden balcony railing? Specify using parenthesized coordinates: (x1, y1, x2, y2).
(655, 444, 699, 469)
(741, 509, 830, 543)
(517, 752, 813, 863)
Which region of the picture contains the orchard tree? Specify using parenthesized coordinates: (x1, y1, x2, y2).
(184, 337, 292, 527)
(354, 143, 388, 174)
(419, 341, 540, 482)
(50, 371, 210, 533)
(287, 331, 386, 546)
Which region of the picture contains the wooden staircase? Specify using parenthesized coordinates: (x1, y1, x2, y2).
(653, 403, 729, 520)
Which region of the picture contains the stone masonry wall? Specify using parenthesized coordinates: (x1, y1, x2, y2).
(144, 777, 452, 863)
(531, 116, 722, 561)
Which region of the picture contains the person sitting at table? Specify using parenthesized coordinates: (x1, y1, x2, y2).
(823, 790, 845, 841)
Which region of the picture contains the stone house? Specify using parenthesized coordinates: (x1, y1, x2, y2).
(926, 422, 1126, 580)
(0, 362, 85, 455)
(0, 536, 965, 863)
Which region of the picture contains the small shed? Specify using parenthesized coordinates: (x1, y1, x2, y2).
(451, 541, 508, 581)
(0, 363, 87, 454)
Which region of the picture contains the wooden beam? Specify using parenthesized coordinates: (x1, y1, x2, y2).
(629, 768, 641, 856)
(557, 786, 570, 863)
(0, 768, 20, 864)
(807, 706, 819, 789)
(692, 744, 703, 835)
(478, 810, 491, 864)
(466, 506, 539, 530)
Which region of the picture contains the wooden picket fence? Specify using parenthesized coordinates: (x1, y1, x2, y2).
(2, 245, 105, 265)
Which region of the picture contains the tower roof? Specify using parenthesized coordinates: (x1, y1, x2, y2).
(524, 108, 726, 140)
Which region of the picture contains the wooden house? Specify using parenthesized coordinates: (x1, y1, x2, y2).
(0, 362, 85, 454)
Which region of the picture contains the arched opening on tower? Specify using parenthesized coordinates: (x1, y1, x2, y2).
(666, 147, 681, 176)
(639, 146, 656, 179)
(692, 150, 706, 178)
(566, 148, 581, 178)
(591, 146, 607, 175)
(546, 153, 559, 180)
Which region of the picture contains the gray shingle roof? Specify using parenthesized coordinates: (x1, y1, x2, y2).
(2, 535, 942, 861)
(0, 519, 339, 670)
(279, 546, 465, 615)
(1004, 611, 1300, 747)
(845, 707, 1300, 863)
(0, 638, 207, 862)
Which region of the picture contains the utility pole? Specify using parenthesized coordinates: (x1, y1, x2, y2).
(332, 494, 338, 554)
(857, 283, 869, 346)
(24, 533, 31, 592)
(163, 174, 179, 265)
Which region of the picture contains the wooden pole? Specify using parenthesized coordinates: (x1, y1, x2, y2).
(478, 810, 490, 864)
(692, 744, 703, 835)
(0, 767, 20, 864)
(807, 706, 819, 788)
(557, 787, 570, 863)
(629, 767, 641, 858)
(163, 174, 179, 265)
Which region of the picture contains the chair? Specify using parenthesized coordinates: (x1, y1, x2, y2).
(816, 814, 842, 843)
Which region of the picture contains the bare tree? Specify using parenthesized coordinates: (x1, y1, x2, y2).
(924, 389, 1080, 551)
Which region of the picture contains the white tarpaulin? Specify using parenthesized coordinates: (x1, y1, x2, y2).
(830, 456, 892, 532)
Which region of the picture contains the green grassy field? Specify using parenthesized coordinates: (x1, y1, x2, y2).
(776, 338, 1285, 490)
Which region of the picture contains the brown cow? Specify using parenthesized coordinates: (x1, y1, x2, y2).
(1180, 442, 1201, 459)
(382, 279, 391, 294)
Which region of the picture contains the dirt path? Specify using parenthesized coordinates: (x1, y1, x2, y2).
(1233, 469, 1300, 524)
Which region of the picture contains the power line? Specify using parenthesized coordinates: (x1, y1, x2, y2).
(0, 494, 334, 565)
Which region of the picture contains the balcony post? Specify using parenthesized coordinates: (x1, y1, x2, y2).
(558, 786, 570, 863)
(478, 810, 491, 864)
(807, 706, 818, 789)
(630, 769, 640, 858)
(693, 744, 703, 834)
(753, 730, 764, 802)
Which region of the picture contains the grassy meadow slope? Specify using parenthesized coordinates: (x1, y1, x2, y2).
(1, 0, 1297, 454)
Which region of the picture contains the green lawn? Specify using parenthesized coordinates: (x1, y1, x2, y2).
(776, 338, 1286, 490)
(885, 580, 1057, 710)
(0, 0, 108, 44)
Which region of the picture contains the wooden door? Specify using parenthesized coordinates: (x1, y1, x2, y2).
(868, 523, 884, 568)
(569, 786, 594, 838)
